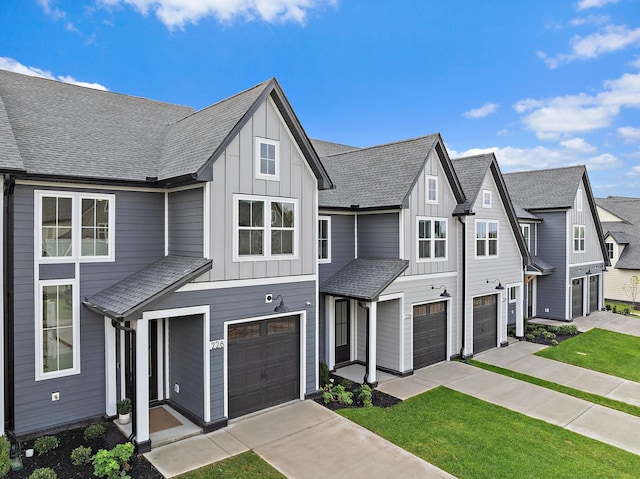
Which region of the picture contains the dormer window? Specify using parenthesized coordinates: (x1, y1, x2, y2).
(256, 138, 279, 180)
(426, 175, 438, 204)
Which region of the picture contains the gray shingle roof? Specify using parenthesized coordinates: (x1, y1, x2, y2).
(530, 255, 555, 274)
(597, 196, 640, 270)
(0, 93, 23, 172)
(83, 255, 212, 319)
(452, 154, 493, 212)
(320, 258, 409, 301)
(503, 166, 585, 210)
(318, 134, 444, 209)
(311, 138, 360, 157)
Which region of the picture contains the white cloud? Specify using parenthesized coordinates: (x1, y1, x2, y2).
(629, 165, 640, 176)
(0, 57, 108, 91)
(463, 102, 499, 119)
(560, 137, 597, 153)
(618, 126, 640, 142)
(99, 0, 335, 29)
(570, 14, 609, 26)
(539, 25, 640, 69)
(577, 0, 619, 10)
(514, 71, 640, 139)
(38, 0, 66, 20)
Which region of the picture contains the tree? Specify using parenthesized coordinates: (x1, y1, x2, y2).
(622, 275, 640, 311)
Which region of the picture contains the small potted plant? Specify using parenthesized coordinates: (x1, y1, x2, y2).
(116, 398, 132, 425)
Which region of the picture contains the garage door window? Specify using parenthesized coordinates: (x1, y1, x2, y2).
(228, 323, 260, 340)
(268, 317, 297, 335)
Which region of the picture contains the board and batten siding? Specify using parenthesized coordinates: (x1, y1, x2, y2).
(147, 280, 317, 423)
(318, 213, 355, 284)
(403, 151, 459, 276)
(375, 299, 401, 372)
(569, 179, 604, 265)
(12, 184, 165, 435)
(357, 213, 399, 259)
(169, 314, 205, 419)
(168, 187, 204, 257)
(535, 211, 568, 320)
(208, 97, 317, 282)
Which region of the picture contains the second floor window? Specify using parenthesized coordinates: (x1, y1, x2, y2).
(606, 242, 614, 260)
(256, 138, 279, 180)
(476, 220, 498, 257)
(417, 217, 447, 260)
(521, 224, 530, 251)
(482, 190, 492, 208)
(426, 175, 438, 203)
(318, 216, 331, 262)
(574, 225, 585, 252)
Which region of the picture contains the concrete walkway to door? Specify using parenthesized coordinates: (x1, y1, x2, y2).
(144, 400, 456, 478)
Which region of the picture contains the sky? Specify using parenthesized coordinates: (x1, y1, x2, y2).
(1, 0, 640, 197)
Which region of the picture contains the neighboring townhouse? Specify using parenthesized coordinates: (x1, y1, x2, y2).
(504, 166, 609, 321)
(596, 196, 640, 303)
(314, 137, 528, 385)
(0, 70, 332, 450)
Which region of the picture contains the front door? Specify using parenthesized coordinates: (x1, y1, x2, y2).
(335, 299, 350, 364)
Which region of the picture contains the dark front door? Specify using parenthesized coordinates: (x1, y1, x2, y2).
(413, 302, 447, 369)
(473, 295, 498, 354)
(572, 278, 584, 319)
(589, 275, 599, 314)
(335, 299, 350, 364)
(527, 280, 534, 318)
(228, 316, 300, 419)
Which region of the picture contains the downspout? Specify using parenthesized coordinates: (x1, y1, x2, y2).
(111, 318, 136, 443)
(358, 300, 369, 384)
(3, 175, 15, 432)
(457, 216, 466, 359)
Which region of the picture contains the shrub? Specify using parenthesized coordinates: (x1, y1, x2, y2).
(340, 378, 354, 389)
(319, 361, 330, 388)
(116, 398, 132, 415)
(550, 339, 559, 346)
(321, 383, 353, 406)
(28, 468, 57, 479)
(550, 324, 578, 336)
(84, 423, 106, 441)
(358, 384, 373, 408)
(71, 445, 92, 466)
(624, 307, 631, 315)
(93, 442, 134, 479)
(0, 435, 10, 478)
(612, 305, 618, 313)
(605, 303, 612, 311)
(34, 436, 59, 455)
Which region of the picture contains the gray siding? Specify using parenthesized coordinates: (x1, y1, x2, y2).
(319, 214, 355, 284)
(168, 188, 204, 257)
(12, 184, 165, 436)
(357, 213, 399, 259)
(39, 263, 75, 280)
(535, 211, 567, 320)
(148, 280, 317, 424)
(169, 315, 204, 419)
(376, 299, 400, 372)
(569, 179, 604, 265)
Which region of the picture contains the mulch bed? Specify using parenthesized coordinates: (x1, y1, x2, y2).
(314, 374, 402, 411)
(7, 421, 163, 479)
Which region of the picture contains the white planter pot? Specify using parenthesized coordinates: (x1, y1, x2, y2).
(118, 413, 131, 425)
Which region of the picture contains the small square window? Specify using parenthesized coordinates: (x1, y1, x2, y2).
(482, 190, 492, 208)
(256, 138, 279, 180)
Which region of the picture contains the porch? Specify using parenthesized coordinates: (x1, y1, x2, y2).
(116, 404, 201, 448)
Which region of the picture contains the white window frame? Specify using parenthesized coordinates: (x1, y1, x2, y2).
(482, 190, 492, 208)
(233, 194, 298, 262)
(576, 188, 583, 212)
(574, 225, 585, 253)
(35, 278, 80, 380)
(36, 190, 115, 263)
(425, 175, 438, 204)
(606, 242, 615, 260)
(255, 137, 280, 181)
(476, 220, 499, 258)
(521, 224, 530, 251)
(318, 216, 331, 264)
(416, 217, 448, 262)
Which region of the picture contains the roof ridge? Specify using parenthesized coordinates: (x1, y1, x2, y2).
(504, 164, 585, 176)
(323, 133, 439, 157)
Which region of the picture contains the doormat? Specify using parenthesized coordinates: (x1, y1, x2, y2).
(149, 407, 182, 434)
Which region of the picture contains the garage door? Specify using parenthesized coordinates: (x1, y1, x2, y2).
(228, 316, 300, 419)
(473, 295, 497, 354)
(589, 275, 599, 314)
(572, 278, 584, 319)
(413, 302, 447, 370)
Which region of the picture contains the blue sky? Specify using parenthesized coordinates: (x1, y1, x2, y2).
(1, 0, 640, 197)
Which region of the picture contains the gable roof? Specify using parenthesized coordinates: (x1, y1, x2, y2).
(0, 70, 332, 189)
(311, 138, 360, 157)
(597, 196, 640, 270)
(503, 166, 585, 210)
(317, 134, 465, 210)
(0, 93, 23, 172)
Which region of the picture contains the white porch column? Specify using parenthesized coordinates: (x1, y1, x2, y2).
(327, 295, 335, 370)
(367, 301, 377, 385)
(104, 317, 117, 416)
(135, 319, 150, 449)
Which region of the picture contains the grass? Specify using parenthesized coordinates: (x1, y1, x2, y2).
(535, 328, 640, 383)
(468, 359, 640, 418)
(340, 387, 640, 479)
(605, 300, 640, 317)
(175, 451, 285, 479)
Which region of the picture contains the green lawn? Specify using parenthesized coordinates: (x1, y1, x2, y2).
(535, 328, 640, 382)
(175, 451, 285, 479)
(340, 387, 640, 479)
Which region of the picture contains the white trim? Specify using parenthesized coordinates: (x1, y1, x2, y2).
(176, 274, 317, 292)
(395, 271, 457, 283)
(416, 216, 448, 262)
(203, 182, 211, 260)
(327, 296, 335, 369)
(367, 301, 377, 383)
(399, 209, 405, 260)
(566, 213, 571, 319)
(506, 282, 524, 339)
(255, 137, 280, 181)
(521, 224, 530, 251)
(482, 190, 492, 208)
(314, 277, 319, 391)
(570, 260, 603, 268)
(18, 179, 162, 193)
(35, 277, 81, 381)
(104, 316, 117, 416)
(155, 319, 165, 401)
(203, 310, 211, 422)
(354, 213, 358, 259)
(135, 318, 150, 444)
(318, 215, 331, 264)
(474, 219, 499, 259)
(425, 175, 438, 204)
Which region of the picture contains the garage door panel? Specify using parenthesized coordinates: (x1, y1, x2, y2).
(413, 302, 447, 370)
(572, 278, 584, 319)
(589, 276, 598, 314)
(473, 295, 497, 354)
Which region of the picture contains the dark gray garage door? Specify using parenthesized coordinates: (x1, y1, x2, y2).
(473, 295, 497, 354)
(589, 275, 599, 314)
(413, 302, 447, 370)
(572, 278, 584, 319)
(228, 316, 299, 419)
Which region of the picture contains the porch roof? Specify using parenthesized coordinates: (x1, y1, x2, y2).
(82, 255, 212, 320)
(320, 258, 409, 302)
(528, 255, 555, 275)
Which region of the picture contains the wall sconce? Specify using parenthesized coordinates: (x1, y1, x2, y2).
(431, 285, 451, 298)
(273, 295, 290, 313)
(486, 279, 504, 290)
(586, 269, 592, 275)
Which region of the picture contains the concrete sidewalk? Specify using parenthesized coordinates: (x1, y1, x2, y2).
(574, 311, 640, 337)
(379, 361, 640, 456)
(144, 400, 455, 478)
